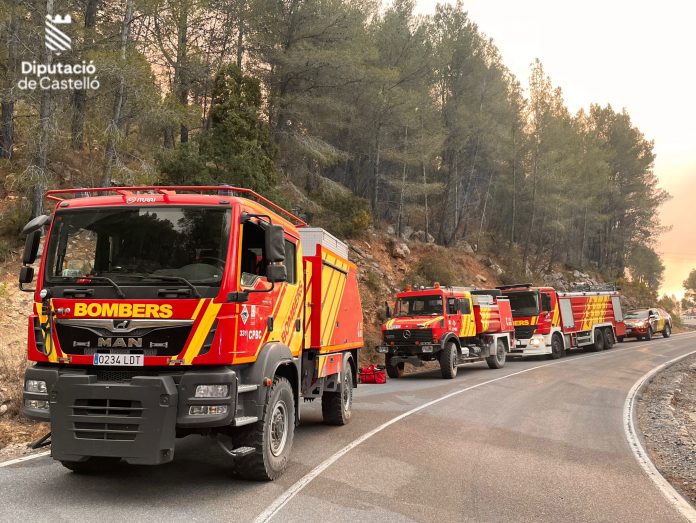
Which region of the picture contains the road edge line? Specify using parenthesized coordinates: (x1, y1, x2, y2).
(255, 332, 696, 523)
(0, 450, 50, 468)
(623, 347, 696, 522)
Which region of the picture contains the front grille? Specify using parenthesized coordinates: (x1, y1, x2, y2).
(72, 399, 143, 441)
(383, 328, 434, 345)
(56, 323, 192, 357)
(514, 325, 536, 340)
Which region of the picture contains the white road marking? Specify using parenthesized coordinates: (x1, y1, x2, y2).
(623, 347, 696, 522)
(0, 450, 50, 468)
(255, 332, 696, 522)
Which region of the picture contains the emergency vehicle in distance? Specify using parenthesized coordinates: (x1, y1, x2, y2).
(378, 284, 514, 379)
(497, 284, 626, 358)
(623, 307, 672, 340)
(18, 186, 363, 480)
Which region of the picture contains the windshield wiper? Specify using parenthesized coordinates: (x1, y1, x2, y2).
(82, 276, 126, 298)
(134, 274, 202, 298)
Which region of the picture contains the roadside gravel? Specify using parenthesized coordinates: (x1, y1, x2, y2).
(637, 353, 696, 506)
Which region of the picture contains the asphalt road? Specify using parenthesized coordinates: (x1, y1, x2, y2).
(2, 333, 696, 523)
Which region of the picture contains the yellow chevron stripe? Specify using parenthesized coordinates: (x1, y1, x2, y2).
(180, 300, 222, 364)
(190, 299, 205, 320)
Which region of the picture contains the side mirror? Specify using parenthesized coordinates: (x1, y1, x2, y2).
(267, 264, 287, 283)
(265, 225, 285, 263)
(19, 265, 34, 285)
(23, 230, 41, 265)
(385, 301, 392, 318)
(21, 214, 51, 235)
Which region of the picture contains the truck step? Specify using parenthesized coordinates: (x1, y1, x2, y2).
(233, 416, 258, 427)
(228, 446, 255, 458)
(237, 384, 259, 394)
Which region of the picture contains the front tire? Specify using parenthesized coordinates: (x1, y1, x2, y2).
(486, 339, 507, 369)
(385, 356, 404, 379)
(439, 342, 458, 379)
(233, 377, 295, 481)
(549, 334, 564, 360)
(663, 324, 671, 338)
(322, 354, 354, 426)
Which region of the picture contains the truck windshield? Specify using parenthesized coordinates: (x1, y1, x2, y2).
(44, 207, 230, 285)
(395, 295, 443, 316)
(505, 291, 539, 317)
(625, 310, 649, 319)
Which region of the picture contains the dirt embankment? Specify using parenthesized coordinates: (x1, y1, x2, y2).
(637, 354, 696, 506)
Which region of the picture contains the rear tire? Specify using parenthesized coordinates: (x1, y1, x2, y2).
(61, 457, 121, 474)
(592, 329, 605, 351)
(486, 339, 507, 369)
(663, 324, 671, 338)
(322, 354, 354, 426)
(439, 342, 458, 379)
(604, 328, 615, 349)
(645, 327, 653, 341)
(385, 356, 404, 379)
(233, 377, 294, 481)
(549, 334, 564, 360)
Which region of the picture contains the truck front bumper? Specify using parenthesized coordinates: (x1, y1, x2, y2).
(509, 337, 552, 356)
(22, 365, 237, 465)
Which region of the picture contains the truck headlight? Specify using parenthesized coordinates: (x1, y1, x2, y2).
(529, 336, 543, 347)
(25, 380, 47, 394)
(421, 345, 434, 353)
(24, 399, 49, 409)
(189, 405, 228, 415)
(195, 384, 229, 398)
(376, 346, 388, 354)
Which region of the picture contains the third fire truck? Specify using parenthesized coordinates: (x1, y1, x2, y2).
(497, 284, 626, 358)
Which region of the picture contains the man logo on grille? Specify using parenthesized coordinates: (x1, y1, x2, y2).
(45, 15, 72, 55)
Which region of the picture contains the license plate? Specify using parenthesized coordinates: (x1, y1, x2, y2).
(93, 353, 144, 366)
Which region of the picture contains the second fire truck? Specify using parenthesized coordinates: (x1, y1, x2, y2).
(378, 284, 514, 379)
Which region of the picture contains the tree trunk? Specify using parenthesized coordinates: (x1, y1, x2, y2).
(396, 127, 408, 237)
(175, 4, 189, 144)
(32, 0, 55, 217)
(102, 0, 133, 187)
(371, 125, 381, 225)
(70, 0, 99, 151)
(1, 14, 19, 159)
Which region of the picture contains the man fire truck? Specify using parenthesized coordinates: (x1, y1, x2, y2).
(18, 186, 363, 480)
(378, 285, 514, 379)
(497, 284, 626, 358)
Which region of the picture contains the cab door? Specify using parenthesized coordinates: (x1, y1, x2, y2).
(446, 297, 461, 335)
(458, 297, 476, 338)
(539, 292, 553, 333)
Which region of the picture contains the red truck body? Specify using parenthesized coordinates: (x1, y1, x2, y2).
(19, 186, 362, 479)
(498, 284, 626, 358)
(378, 285, 514, 379)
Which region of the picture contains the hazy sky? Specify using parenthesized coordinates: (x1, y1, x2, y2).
(415, 0, 695, 298)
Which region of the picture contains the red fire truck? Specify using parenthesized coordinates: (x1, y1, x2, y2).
(497, 284, 626, 358)
(18, 186, 363, 480)
(378, 285, 514, 379)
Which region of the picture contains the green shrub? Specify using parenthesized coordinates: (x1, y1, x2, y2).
(0, 199, 31, 240)
(0, 240, 14, 262)
(313, 191, 371, 239)
(403, 251, 456, 287)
